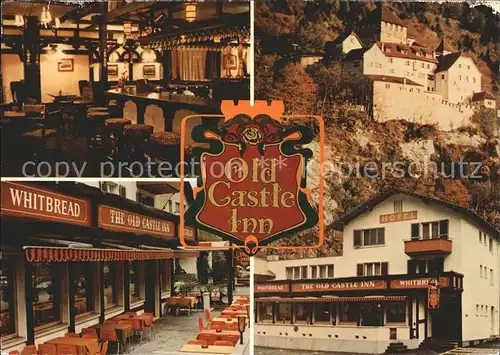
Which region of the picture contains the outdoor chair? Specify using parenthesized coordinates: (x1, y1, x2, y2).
(56, 345, 77, 355)
(198, 316, 208, 332)
(197, 333, 217, 345)
(204, 309, 213, 324)
(220, 334, 240, 346)
(21, 345, 38, 355)
(99, 341, 109, 355)
(99, 328, 121, 354)
(82, 328, 98, 338)
(214, 340, 234, 347)
(64, 333, 79, 338)
(37, 344, 57, 355)
(142, 312, 156, 338)
(187, 339, 208, 346)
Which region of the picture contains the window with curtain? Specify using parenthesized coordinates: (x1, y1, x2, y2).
(159, 260, 171, 296)
(73, 263, 94, 316)
(277, 303, 291, 323)
(314, 303, 331, 324)
(170, 48, 222, 81)
(295, 303, 310, 323)
(32, 263, 61, 327)
(129, 261, 143, 303)
(386, 302, 406, 323)
(103, 262, 118, 309)
(258, 303, 273, 323)
(1, 260, 16, 336)
(339, 303, 359, 323)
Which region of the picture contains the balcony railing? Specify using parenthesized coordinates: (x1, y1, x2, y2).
(404, 238, 452, 256)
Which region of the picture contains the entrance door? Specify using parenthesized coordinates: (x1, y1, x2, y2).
(430, 294, 461, 340)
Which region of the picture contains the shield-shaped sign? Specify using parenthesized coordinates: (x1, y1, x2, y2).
(185, 101, 319, 255)
(428, 278, 440, 309)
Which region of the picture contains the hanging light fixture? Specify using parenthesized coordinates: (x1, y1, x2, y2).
(14, 14, 25, 27)
(185, 3, 197, 22)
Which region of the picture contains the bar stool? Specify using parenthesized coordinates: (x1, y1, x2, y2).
(88, 106, 109, 113)
(123, 124, 153, 162)
(87, 111, 110, 149)
(106, 118, 132, 157)
(148, 131, 181, 164)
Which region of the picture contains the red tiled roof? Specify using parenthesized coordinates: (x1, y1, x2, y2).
(366, 75, 422, 87)
(472, 92, 496, 101)
(376, 42, 438, 64)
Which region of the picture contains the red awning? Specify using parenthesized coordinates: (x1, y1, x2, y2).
(24, 246, 198, 262)
(256, 296, 406, 303)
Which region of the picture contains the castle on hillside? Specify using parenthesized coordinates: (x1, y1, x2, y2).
(325, 5, 497, 131)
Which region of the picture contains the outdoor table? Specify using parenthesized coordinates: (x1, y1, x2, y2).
(212, 317, 244, 325)
(180, 344, 233, 354)
(168, 296, 197, 308)
(221, 310, 247, 317)
(46, 337, 99, 355)
(199, 330, 240, 336)
(93, 323, 133, 344)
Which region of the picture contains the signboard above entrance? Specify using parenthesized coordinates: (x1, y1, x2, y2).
(380, 211, 418, 224)
(98, 205, 175, 238)
(291, 280, 387, 293)
(1, 182, 91, 227)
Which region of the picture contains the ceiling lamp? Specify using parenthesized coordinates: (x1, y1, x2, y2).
(185, 3, 197, 22)
(14, 15, 25, 27)
(40, 5, 60, 29)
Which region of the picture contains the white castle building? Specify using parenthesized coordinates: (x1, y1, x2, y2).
(328, 6, 497, 131)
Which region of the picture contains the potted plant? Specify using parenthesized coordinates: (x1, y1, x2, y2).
(266, 248, 279, 261)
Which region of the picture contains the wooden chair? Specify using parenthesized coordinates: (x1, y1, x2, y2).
(99, 341, 108, 355)
(178, 297, 192, 315)
(142, 312, 155, 338)
(56, 345, 77, 355)
(220, 334, 240, 346)
(119, 318, 144, 343)
(82, 328, 98, 338)
(197, 316, 208, 332)
(214, 340, 234, 347)
(204, 309, 213, 324)
(187, 339, 208, 346)
(99, 328, 120, 354)
(197, 333, 217, 345)
(64, 332, 80, 338)
(21, 345, 38, 355)
(37, 344, 57, 355)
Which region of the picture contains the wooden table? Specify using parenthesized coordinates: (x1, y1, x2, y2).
(212, 317, 243, 325)
(105, 88, 221, 131)
(46, 337, 99, 355)
(93, 323, 133, 343)
(199, 330, 240, 336)
(180, 344, 233, 354)
(221, 310, 248, 317)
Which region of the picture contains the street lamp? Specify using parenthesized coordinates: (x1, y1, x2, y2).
(237, 316, 246, 345)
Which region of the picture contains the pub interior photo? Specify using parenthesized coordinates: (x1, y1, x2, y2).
(1, 1, 250, 177)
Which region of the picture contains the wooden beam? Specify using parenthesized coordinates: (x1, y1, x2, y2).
(104, 2, 154, 23)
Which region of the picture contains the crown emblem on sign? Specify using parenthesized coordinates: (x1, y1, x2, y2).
(221, 100, 285, 121)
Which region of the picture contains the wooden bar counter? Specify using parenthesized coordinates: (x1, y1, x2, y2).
(105, 88, 221, 132)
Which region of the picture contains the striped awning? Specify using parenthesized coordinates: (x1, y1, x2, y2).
(24, 246, 198, 262)
(256, 296, 406, 303)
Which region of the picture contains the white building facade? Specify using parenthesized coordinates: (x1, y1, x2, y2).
(336, 6, 496, 130)
(255, 190, 499, 353)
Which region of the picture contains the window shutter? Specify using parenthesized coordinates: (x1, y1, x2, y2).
(119, 186, 126, 197)
(439, 220, 449, 239)
(381, 262, 388, 275)
(354, 230, 362, 247)
(356, 264, 364, 276)
(411, 223, 420, 240)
